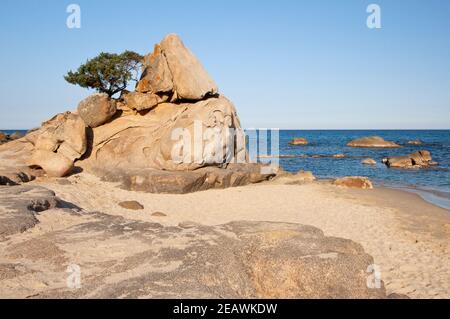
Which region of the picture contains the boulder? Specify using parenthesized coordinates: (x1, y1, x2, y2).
(407, 140, 423, 145)
(0, 132, 6, 142)
(135, 44, 174, 94)
(33, 112, 87, 162)
(288, 137, 308, 146)
(362, 158, 377, 166)
(136, 33, 218, 101)
(25, 112, 87, 177)
(333, 176, 373, 189)
(27, 150, 74, 177)
(80, 95, 246, 173)
(347, 136, 400, 148)
(383, 150, 435, 169)
(272, 170, 316, 185)
(333, 154, 346, 158)
(78, 93, 117, 128)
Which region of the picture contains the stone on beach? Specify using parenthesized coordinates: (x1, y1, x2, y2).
(333, 176, 373, 189)
(272, 170, 316, 185)
(347, 136, 400, 148)
(118, 201, 144, 210)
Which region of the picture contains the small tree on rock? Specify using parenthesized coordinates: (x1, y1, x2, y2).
(65, 51, 144, 97)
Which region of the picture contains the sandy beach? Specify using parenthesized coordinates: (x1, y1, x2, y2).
(22, 173, 448, 299)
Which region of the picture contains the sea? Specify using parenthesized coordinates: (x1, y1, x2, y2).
(250, 130, 450, 210)
(2, 129, 450, 210)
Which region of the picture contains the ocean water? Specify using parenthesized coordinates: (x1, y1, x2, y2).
(252, 130, 450, 209)
(2, 129, 450, 209)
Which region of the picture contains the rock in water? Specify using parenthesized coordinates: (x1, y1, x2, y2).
(347, 136, 400, 148)
(288, 138, 308, 146)
(408, 140, 423, 145)
(362, 158, 377, 165)
(78, 93, 117, 128)
(333, 176, 373, 189)
(383, 150, 436, 169)
(136, 34, 218, 100)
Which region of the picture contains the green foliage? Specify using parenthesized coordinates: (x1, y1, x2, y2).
(65, 51, 144, 97)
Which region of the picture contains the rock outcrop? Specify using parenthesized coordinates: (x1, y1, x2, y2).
(0, 185, 59, 238)
(289, 137, 308, 146)
(136, 34, 218, 101)
(26, 112, 87, 177)
(0, 34, 271, 192)
(347, 136, 400, 148)
(333, 176, 373, 189)
(383, 150, 437, 169)
(0, 194, 389, 299)
(407, 140, 423, 145)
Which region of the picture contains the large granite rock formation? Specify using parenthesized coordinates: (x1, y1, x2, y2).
(0, 34, 270, 192)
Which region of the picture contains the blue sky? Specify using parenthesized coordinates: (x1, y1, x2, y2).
(0, 0, 449, 129)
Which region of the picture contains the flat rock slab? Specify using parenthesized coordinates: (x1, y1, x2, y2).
(100, 164, 274, 194)
(0, 185, 59, 238)
(0, 206, 388, 298)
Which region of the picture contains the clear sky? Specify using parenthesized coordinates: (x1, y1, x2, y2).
(0, 0, 449, 129)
